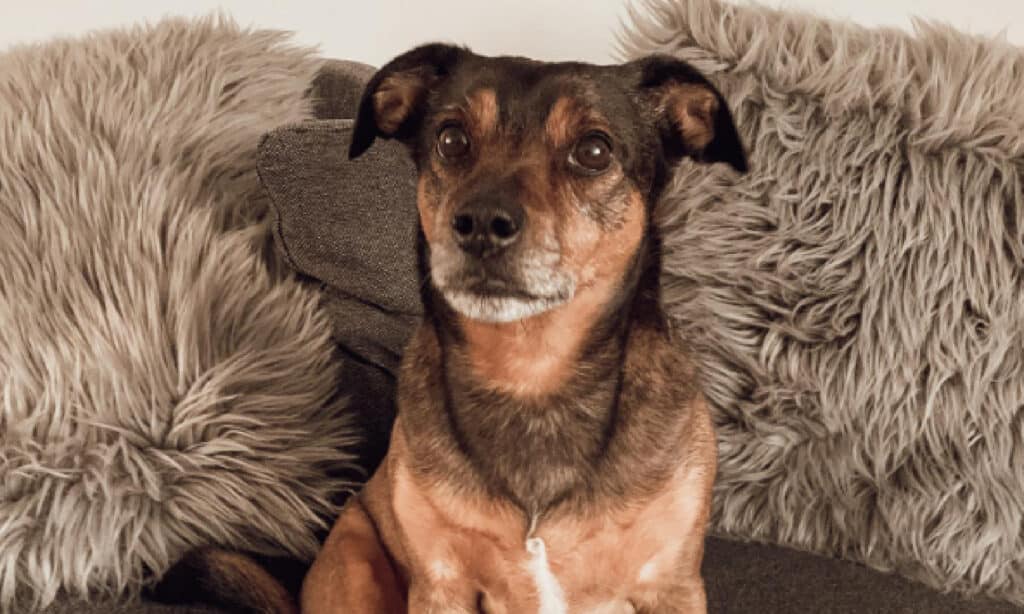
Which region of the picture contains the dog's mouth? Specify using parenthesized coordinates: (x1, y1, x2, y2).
(428, 244, 577, 323)
(441, 287, 570, 323)
(434, 270, 574, 323)
(462, 276, 545, 300)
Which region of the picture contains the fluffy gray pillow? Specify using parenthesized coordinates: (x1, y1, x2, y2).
(621, 0, 1024, 605)
(0, 17, 358, 610)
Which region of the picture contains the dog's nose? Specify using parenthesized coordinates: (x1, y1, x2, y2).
(451, 200, 524, 256)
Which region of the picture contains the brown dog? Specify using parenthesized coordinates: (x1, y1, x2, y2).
(300, 44, 747, 614)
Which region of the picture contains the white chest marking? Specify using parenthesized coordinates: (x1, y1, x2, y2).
(429, 559, 457, 581)
(637, 557, 659, 583)
(524, 537, 568, 614)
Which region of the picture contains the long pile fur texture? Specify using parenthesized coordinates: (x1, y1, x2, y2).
(619, 0, 1024, 605)
(0, 17, 358, 611)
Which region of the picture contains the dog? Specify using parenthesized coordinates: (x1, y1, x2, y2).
(298, 43, 748, 614)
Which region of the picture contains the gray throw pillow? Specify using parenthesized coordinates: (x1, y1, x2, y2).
(258, 120, 421, 468)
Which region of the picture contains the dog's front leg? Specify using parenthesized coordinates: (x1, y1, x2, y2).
(634, 577, 707, 614)
(406, 581, 481, 614)
(301, 497, 407, 614)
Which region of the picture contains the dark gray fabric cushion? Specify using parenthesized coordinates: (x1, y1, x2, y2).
(704, 537, 1023, 613)
(311, 59, 377, 120)
(259, 121, 420, 321)
(27, 596, 220, 614)
(258, 119, 420, 471)
(33, 537, 1024, 614)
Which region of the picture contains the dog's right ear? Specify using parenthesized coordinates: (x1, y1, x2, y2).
(631, 55, 748, 174)
(349, 43, 467, 159)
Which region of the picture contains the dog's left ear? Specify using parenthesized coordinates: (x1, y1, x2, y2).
(349, 43, 467, 159)
(633, 56, 748, 173)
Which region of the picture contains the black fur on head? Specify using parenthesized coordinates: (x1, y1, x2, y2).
(348, 43, 748, 177)
(349, 43, 468, 159)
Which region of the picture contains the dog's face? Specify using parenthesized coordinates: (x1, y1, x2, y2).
(350, 45, 747, 323)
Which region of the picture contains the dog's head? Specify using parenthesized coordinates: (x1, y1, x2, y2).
(350, 44, 747, 324)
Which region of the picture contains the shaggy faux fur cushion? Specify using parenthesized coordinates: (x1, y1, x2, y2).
(0, 17, 359, 611)
(620, 0, 1024, 606)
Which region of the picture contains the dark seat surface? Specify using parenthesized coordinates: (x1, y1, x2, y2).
(33, 537, 1021, 613)
(703, 537, 1023, 613)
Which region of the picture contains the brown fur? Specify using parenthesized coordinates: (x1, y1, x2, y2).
(661, 83, 718, 152)
(457, 275, 616, 398)
(373, 70, 430, 135)
(301, 492, 407, 614)
(154, 548, 299, 614)
(544, 96, 578, 149)
(466, 88, 499, 137)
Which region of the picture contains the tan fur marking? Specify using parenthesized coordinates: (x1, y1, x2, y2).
(459, 281, 605, 398)
(665, 83, 718, 151)
(561, 191, 646, 290)
(387, 424, 542, 612)
(545, 95, 614, 150)
(545, 96, 577, 148)
(373, 71, 427, 135)
(466, 88, 499, 137)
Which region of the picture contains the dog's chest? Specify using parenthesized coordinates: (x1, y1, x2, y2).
(390, 456, 710, 613)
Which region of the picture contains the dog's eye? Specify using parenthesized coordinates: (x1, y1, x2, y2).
(437, 124, 471, 160)
(569, 132, 613, 174)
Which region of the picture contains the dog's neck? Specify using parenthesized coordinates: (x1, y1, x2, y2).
(417, 232, 673, 517)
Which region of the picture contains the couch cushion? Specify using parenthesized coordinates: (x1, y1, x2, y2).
(258, 119, 420, 470)
(703, 537, 1024, 613)
(35, 535, 1024, 614)
(35, 597, 221, 614)
(311, 59, 377, 120)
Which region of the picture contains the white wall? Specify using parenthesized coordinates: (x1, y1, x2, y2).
(1, 0, 1021, 66)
